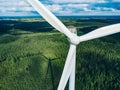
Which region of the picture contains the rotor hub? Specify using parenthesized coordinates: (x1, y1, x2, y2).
(68, 34, 80, 45)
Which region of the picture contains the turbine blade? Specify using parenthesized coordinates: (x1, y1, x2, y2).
(42, 55, 49, 60)
(79, 23, 120, 42)
(69, 47, 76, 90)
(27, 0, 73, 39)
(51, 58, 60, 61)
(45, 62, 50, 78)
(58, 44, 76, 90)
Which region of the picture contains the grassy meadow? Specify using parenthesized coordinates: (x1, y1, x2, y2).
(0, 17, 120, 90)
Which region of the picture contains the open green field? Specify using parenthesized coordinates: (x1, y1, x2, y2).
(0, 17, 120, 90)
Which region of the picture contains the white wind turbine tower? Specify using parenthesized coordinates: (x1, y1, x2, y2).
(27, 0, 120, 90)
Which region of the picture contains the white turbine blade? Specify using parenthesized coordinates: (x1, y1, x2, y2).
(79, 23, 120, 42)
(69, 47, 76, 90)
(27, 0, 73, 39)
(58, 44, 76, 90)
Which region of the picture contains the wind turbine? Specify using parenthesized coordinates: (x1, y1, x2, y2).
(27, 0, 120, 90)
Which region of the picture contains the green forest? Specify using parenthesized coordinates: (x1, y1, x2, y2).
(0, 17, 120, 90)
